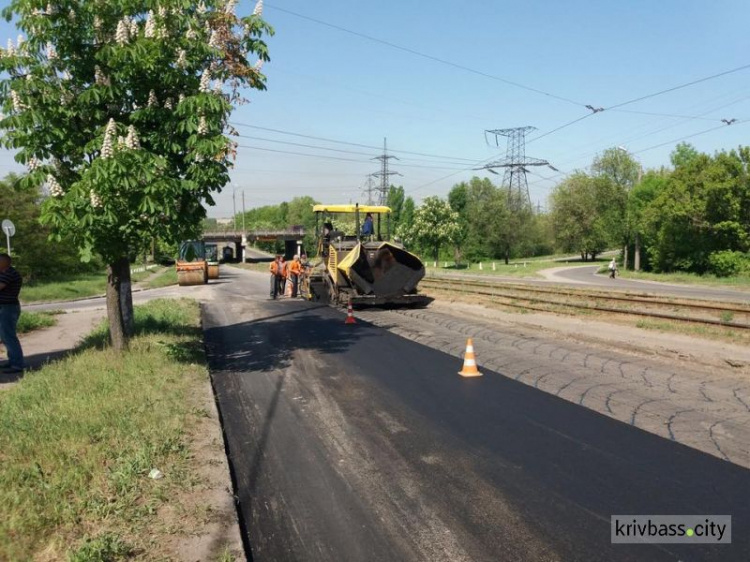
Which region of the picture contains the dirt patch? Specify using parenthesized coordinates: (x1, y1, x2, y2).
(428, 297, 750, 376)
(162, 378, 244, 561)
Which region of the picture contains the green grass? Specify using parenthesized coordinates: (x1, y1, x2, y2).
(17, 310, 60, 334)
(145, 267, 179, 289)
(0, 299, 207, 560)
(602, 268, 750, 290)
(425, 258, 603, 278)
(21, 269, 155, 304)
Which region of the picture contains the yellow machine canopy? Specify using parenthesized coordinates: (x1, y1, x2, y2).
(312, 204, 391, 214)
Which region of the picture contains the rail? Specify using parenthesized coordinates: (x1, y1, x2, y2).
(420, 277, 750, 330)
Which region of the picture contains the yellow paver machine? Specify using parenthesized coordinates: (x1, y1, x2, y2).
(307, 204, 432, 307)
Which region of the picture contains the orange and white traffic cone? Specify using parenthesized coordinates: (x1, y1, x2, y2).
(345, 299, 357, 324)
(458, 338, 482, 377)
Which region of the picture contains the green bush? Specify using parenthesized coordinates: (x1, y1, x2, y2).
(707, 250, 748, 277)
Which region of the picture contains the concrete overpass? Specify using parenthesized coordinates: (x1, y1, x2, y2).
(202, 228, 306, 262)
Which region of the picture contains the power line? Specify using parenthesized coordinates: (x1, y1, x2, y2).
(266, 4, 588, 108)
(606, 63, 750, 110)
(231, 121, 479, 162)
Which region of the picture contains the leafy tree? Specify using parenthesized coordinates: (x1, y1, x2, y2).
(550, 172, 610, 260)
(670, 142, 700, 169)
(642, 147, 750, 272)
(407, 196, 460, 262)
(0, 172, 99, 279)
(591, 147, 640, 267)
(397, 196, 415, 242)
(386, 185, 405, 227)
(0, 0, 272, 348)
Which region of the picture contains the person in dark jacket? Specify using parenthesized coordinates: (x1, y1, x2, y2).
(0, 253, 24, 373)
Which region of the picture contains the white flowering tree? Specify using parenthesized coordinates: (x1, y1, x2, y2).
(407, 196, 461, 262)
(0, 0, 272, 349)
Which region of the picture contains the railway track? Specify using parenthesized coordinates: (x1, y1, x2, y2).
(420, 277, 750, 330)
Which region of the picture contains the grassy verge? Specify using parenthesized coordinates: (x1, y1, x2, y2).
(17, 310, 62, 334)
(22, 269, 155, 303)
(605, 268, 750, 290)
(0, 299, 225, 560)
(425, 259, 604, 278)
(145, 267, 179, 289)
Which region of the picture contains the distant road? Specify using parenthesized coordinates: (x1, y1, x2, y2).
(546, 265, 750, 303)
(244, 247, 274, 261)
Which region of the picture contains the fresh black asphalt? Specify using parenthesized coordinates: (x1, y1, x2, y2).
(204, 271, 749, 561)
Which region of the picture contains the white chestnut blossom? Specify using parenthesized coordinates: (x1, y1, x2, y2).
(46, 43, 57, 60)
(176, 49, 187, 68)
(130, 19, 138, 37)
(47, 174, 64, 197)
(199, 69, 211, 92)
(93, 16, 102, 32)
(101, 118, 116, 159)
(90, 190, 103, 208)
(16, 35, 24, 50)
(145, 11, 156, 38)
(197, 2, 207, 14)
(94, 65, 109, 86)
(253, 0, 263, 16)
(115, 19, 130, 44)
(225, 0, 238, 16)
(46, 3, 54, 15)
(213, 81, 223, 94)
(147, 90, 158, 108)
(164, 98, 173, 110)
(178, 93, 186, 104)
(10, 90, 25, 111)
(117, 135, 126, 148)
(254, 59, 264, 72)
(27, 157, 41, 171)
(68, 8, 75, 22)
(208, 30, 220, 49)
(125, 125, 140, 149)
(186, 28, 197, 40)
(6, 39, 15, 56)
(197, 115, 208, 136)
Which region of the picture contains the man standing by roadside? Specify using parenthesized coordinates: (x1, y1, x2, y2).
(0, 253, 24, 374)
(269, 255, 283, 299)
(288, 255, 302, 298)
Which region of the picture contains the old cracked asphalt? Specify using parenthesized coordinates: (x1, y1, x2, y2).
(203, 267, 749, 562)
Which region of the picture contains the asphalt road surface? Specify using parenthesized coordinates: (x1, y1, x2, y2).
(203, 269, 749, 562)
(545, 265, 750, 303)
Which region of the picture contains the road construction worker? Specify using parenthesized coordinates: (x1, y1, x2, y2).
(269, 255, 282, 299)
(289, 255, 303, 298)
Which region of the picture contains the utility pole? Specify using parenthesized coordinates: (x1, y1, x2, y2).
(479, 127, 558, 210)
(242, 190, 246, 232)
(232, 186, 237, 232)
(371, 138, 402, 206)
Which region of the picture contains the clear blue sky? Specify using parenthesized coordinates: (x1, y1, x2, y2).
(2, 0, 749, 217)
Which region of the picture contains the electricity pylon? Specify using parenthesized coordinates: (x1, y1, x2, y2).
(478, 127, 558, 210)
(371, 137, 402, 206)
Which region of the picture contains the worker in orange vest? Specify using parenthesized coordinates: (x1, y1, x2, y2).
(269, 255, 282, 299)
(279, 256, 287, 295)
(288, 255, 303, 298)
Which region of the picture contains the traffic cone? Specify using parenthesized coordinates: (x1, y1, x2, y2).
(345, 299, 357, 324)
(458, 338, 482, 377)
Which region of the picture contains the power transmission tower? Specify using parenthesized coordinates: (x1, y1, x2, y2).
(478, 127, 557, 210)
(371, 138, 402, 206)
(362, 175, 376, 205)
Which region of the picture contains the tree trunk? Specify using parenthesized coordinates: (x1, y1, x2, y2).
(634, 231, 641, 271)
(622, 244, 629, 271)
(504, 246, 510, 265)
(106, 257, 135, 351)
(433, 243, 439, 263)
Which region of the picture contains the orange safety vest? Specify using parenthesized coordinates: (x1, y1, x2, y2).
(289, 260, 302, 275)
(270, 261, 280, 275)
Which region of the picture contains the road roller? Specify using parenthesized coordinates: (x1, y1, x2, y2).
(176, 240, 208, 286)
(205, 243, 220, 280)
(307, 204, 432, 307)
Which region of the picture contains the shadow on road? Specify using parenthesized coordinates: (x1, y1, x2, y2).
(203, 301, 374, 373)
